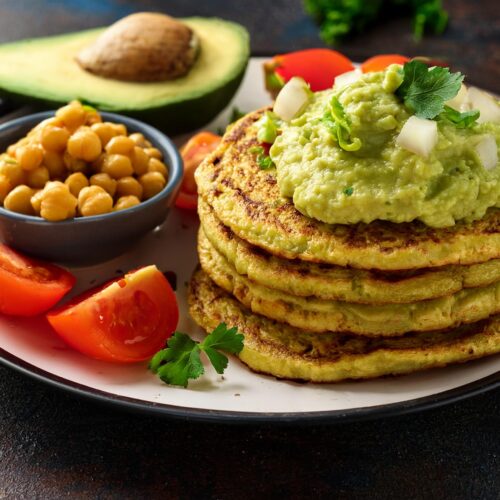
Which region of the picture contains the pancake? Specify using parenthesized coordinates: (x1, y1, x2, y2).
(189, 268, 500, 383)
(199, 229, 500, 336)
(195, 109, 500, 271)
(200, 202, 500, 304)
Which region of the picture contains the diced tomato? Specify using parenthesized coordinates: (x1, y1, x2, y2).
(175, 131, 221, 210)
(47, 266, 178, 363)
(361, 54, 410, 73)
(0, 244, 75, 316)
(264, 49, 355, 94)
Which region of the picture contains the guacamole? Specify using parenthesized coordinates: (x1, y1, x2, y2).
(270, 65, 500, 227)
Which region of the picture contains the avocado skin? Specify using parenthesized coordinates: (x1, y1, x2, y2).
(0, 68, 246, 134)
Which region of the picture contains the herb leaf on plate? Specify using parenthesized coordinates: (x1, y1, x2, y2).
(149, 323, 244, 387)
(440, 105, 480, 129)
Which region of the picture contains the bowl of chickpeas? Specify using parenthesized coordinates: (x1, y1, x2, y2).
(0, 101, 182, 263)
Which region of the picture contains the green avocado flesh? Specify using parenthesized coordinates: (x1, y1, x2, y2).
(0, 18, 249, 133)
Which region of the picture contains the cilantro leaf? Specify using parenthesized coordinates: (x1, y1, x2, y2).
(440, 105, 480, 129)
(343, 187, 354, 196)
(396, 60, 463, 119)
(149, 324, 244, 387)
(323, 96, 362, 152)
(249, 146, 275, 170)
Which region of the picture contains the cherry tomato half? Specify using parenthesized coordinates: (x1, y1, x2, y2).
(47, 265, 178, 363)
(265, 49, 355, 93)
(175, 131, 221, 210)
(0, 244, 75, 316)
(361, 54, 410, 73)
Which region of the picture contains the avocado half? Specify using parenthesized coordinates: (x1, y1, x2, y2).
(0, 18, 250, 134)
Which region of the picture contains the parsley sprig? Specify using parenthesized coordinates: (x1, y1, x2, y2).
(396, 60, 463, 119)
(322, 96, 362, 151)
(149, 323, 244, 387)
(440, 105, 480, 129)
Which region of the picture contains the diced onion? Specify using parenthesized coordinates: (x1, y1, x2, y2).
(468, 87, 500, 124)
(475, 135, 498, 171)
(445, 84, 469, 111)
(273, 77, 311, 122)
(334, 69, 362, 89)
(396, 116, 438, 158)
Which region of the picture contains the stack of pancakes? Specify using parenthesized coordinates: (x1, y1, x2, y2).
(189, 110, 500, 382)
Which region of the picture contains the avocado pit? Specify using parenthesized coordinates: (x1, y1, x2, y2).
(76, 12, 199, 82)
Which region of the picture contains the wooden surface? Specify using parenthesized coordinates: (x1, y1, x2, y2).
(0, 0, 499, 498)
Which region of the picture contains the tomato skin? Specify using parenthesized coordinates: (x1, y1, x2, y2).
(175, 131, 221, 210)
(0, 244, 75, 316)
(361, 54, 410, 73)
(47, 266, 179, 363)
(267, 49, 355, 92)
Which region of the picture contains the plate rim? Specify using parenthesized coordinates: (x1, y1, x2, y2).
(1, 346, 498, 424)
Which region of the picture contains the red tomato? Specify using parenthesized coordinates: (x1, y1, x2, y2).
(175, 131, 221, 210)
(47, 266, 179, 363)
(269, 49, 355, 92)
(361, 54, 410, 73)
(0, 244, 75, 316)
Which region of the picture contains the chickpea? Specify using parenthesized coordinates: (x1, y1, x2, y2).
(148, 158, 168, 178)
(7, 137, 29, 157)
(26, 166, 50, 189)
(0, 159, 25, 187)
(55, 102, 86, 131)
(4, 185, 36, 215)
(16, 143, 44, 171)
(114, 195, 140, 211)
(30, 189, 44, 215)
(33, 117, 64, 132)
(40, 125, 70, 152)
(85, 110, 102, 126)
(65, 172, 89, 197)
(105, 135, 135, 155)
(78, 185, 113, 216)
(129, 133, 148, 148)
(139, 172, 166, 199)
(63, 151, 87, 173)
(144, 147, 163, 160)
(67, 128, 102, 162)
(43, 151, 66, 179)
(130, 146, 150, 176)
(116, 176, 143, 199)
(0, 174, 10, 204)
(91, 122, 117, 147)
(112, 123, 127, 136)
(39, 181, 77, 221)
(89, 173, 117, 197)
(101, 154, 133, 179)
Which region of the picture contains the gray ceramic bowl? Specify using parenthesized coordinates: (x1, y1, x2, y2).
(0, 111, 182, 264)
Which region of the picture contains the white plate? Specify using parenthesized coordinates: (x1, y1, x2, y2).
(0, 58, 499, 423)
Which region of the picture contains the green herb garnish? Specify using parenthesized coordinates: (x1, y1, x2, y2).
(440, 105, 480, 129)
(249, 146, 275, 170)
(396, 60, 463, 119)
(343, 187, 354, 196)
(256, 111, 280, 144)
(323, 96, 362, 152)
(2, 156, 17, 165)
(82, 104, 98, 113)
(304, 0, 448, 45)
(149, 323, 244, 388)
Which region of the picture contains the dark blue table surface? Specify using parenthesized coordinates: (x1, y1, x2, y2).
(0, 1, 499, 498)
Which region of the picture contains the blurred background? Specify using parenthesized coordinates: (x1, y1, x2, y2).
(0, 0, 498, 91)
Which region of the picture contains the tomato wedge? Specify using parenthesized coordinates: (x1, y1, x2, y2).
(47, 266, 178, 363)
(361, 54, 410, 73)
(0, 244, 75, 316)
(176, 131, 221, 210)
(264, 48, 355, 95)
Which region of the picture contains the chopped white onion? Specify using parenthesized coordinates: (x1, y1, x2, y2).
(334, 69, 362, 89)
(273, 77, 311, 122)
(396, 116, 438, 158)
(468, 87, 500, 124)
(445, 84, 469, 111)
(475, 135, 498, 171)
